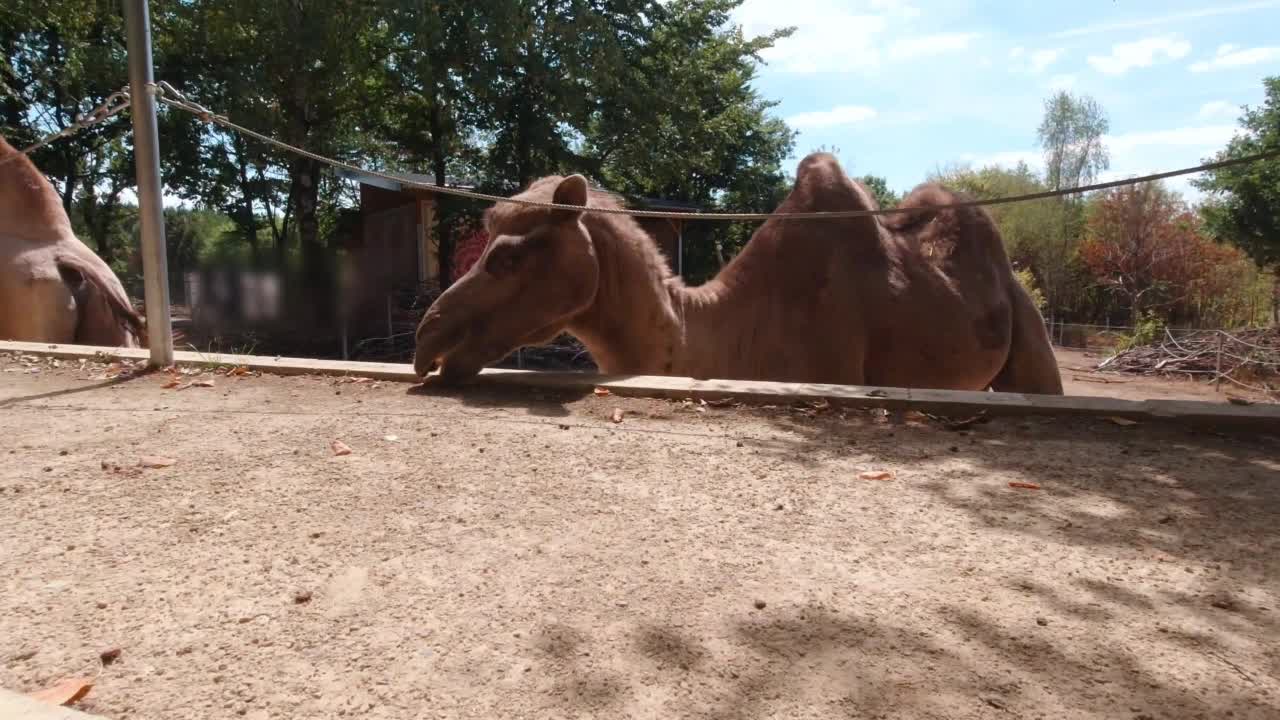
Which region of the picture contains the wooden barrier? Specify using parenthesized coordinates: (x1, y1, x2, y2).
(2, 340, 1277, 430)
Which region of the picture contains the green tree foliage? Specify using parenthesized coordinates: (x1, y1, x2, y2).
(858, 175, 899, 209)
(1194, 76, 1280, 321)
(1037, 90, 1109, 192)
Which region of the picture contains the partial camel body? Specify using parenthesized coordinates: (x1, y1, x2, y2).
(0, 137, 143, 347)
(414, 152, 1063, 395)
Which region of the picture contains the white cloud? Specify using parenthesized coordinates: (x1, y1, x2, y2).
(1105, 125, 1238, 153)
(733, 0, 956, 73)
(1198, 100, 1240, 120)
(1189, 44, 1280, 72)
(786, 105, 878, 129)
(1054, 1, 1280, 38)
(1087, 35, 1191, 75)
(959, 150, 1043, 170)
(1029, 48, 1063, 73)
(735, 0, 894, 73)
(1046, 73, 1077, 90)
(1009, 46, 1025, 59)
(888, 32, 981, 60)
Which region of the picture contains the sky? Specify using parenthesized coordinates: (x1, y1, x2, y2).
(733, 0, 1280, 201)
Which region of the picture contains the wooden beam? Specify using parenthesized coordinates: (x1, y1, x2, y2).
(416, 196, 437, 285)
(2, 341, 1276, 430)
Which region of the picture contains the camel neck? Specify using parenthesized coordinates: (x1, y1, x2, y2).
(566, 225, 753, 380)
(565, 226, 689, 376)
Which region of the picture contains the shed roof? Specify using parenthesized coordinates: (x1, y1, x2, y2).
(339, 168, 706, 214)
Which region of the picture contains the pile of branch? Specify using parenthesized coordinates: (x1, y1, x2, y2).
(1096, 327, 1279, 392)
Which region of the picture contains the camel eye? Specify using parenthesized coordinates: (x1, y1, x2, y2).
(484, 243, 523, 277)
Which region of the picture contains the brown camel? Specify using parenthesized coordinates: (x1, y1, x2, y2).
(0, 136, 144, 347)
(414, 152, 1063, 394)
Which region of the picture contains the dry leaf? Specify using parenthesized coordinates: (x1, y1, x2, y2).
(383, 434, 399, 442)
(228, 366, 249, 376)
(859, 471, 894, 481)
(610, 408, 624, 424)
(331, 440, 353, 456)
(27, 677, 93, 706)
(139, 456, 177, 469)
(193, 379, 216, 388)
(1008, 482, 1041, 490)
(593, 387, 611, 397)
(162, 379, 181, 389)
(1107, 417, 1138, 427)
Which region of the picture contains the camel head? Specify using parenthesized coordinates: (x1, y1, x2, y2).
(413, 174, 600, 382)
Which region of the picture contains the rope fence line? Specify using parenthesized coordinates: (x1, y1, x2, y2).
(149, 81, 1280, 221)
(0, 89, 133, 167)
(10, 82, 1274, 222)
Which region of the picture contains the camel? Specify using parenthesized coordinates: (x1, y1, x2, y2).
(0, 136, 144, 347)
(413, 152, 1063, 395)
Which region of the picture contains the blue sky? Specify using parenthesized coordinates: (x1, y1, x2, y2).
(733, 0, 1280, 200)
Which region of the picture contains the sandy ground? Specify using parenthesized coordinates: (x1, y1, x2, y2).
(2, 353, 1279, 720)
(1055, 348, 1275, 403)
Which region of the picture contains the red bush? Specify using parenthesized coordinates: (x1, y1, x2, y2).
(450, 224, 490, 284)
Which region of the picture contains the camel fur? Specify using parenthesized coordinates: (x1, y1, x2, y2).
(414, 152, 1063, 394)
(0, 136, 144, 347)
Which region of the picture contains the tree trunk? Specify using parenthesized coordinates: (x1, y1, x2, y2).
(293, 157, 321, 252)
(1273, 266, 1280, 325)
(233, 137, 260, 259)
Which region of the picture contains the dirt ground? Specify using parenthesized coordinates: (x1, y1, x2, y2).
(1055, 348, 1275, 403)
(1, 353, 1278, 720)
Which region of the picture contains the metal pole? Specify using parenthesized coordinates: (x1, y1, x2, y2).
(124, 0, 174, 366)
(676, 222, 684, 278)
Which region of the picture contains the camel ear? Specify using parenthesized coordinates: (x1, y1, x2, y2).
(553, 174, 589, 209)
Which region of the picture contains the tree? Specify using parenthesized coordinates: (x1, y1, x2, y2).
(1080, 183, 1203, 324)
(159, 1, 387, 260)
(1037, 90, 1109, 192)
(858, 175, 899, 209)
(1194, 76, 1280, 321)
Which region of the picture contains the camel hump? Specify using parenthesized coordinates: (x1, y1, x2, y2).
(880, 183, 971, 231)
(787, 152, 874, 213)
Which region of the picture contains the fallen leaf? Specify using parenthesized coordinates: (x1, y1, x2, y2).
(161, 379, 181, 389)
(331, 440, 353, 456)
(593, 387, 611, 397)
(610, 408, 624, 424)
(138, 456, 177, 469)
(228, 366, 249, 376)
(27, 677, 93, 706)
(1107, 417, 1138, 427)
(859, 471, 894, 481)
(192, 379, 216, 388)
(383, 435, 399, 442)
(1008, 482, 1041, 490)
